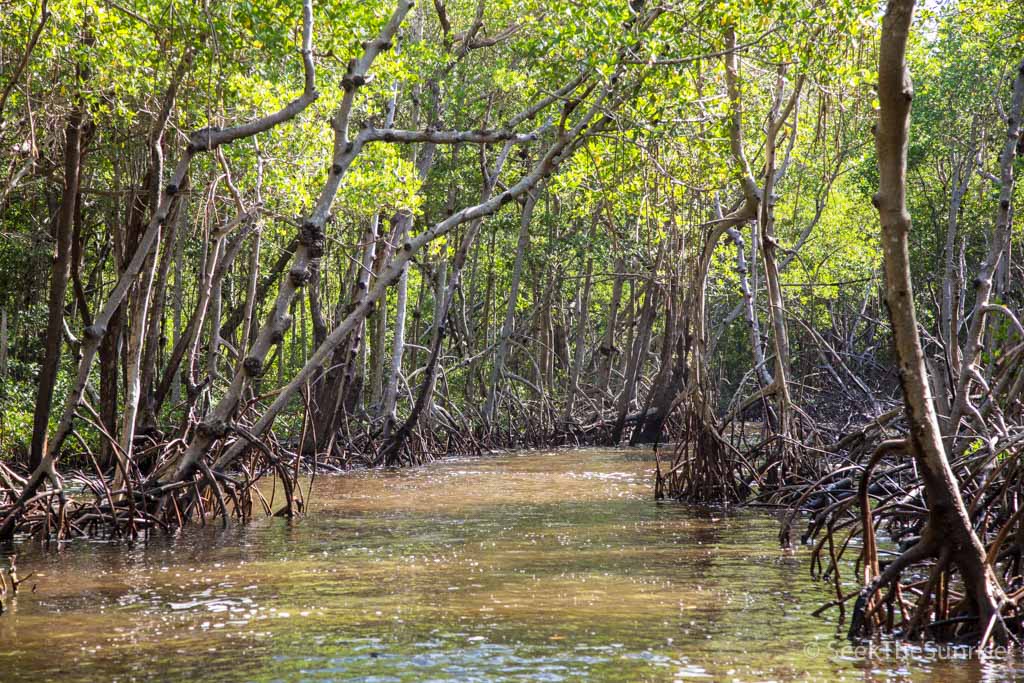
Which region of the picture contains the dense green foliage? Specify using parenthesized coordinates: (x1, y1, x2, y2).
(0, 0, 1020, 508)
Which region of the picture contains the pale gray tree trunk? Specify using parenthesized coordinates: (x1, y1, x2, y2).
(563, 258, 593, 421)
(484, 186, 541, 425)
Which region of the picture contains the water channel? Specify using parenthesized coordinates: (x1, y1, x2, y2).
(0, 449, 1013, 681)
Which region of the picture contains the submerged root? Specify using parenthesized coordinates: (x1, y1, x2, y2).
(795, 428, 1024, 646)
(0, 401, 501, 541)
(658, 404, 743, 503)
(660, 398, 827, 506)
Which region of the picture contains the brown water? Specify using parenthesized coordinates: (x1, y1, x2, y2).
(0, 449, 1015, 681)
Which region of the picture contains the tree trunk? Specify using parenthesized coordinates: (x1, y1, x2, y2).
(0, 0, 324, 537)
(30, 107, 83, 470)
(423, 257, 448, 422)
(114, 221, 161, 491)
(726, 224, 772, 387)
(139, 189, 188, 432)
(631, 264, 683, 445)
(0, 307, 8, 380)
(598, 256, 624, 394)
(308, 257, 328, 351)
(611, 243, 665, 443)
(939, 144, 974, 390)
(484, 186, 540, 426)
(368, 293, 387, 412)
(313, 213, 381, 448)
(563, 257, 593, 422)
(381, 145, 512, 461)
(170, 208, 185, 406)
(380, 220, 410, 440)
(946, 59, 1024, 441)
(864, 0, 1006, 636)
(98, 310, 122, 468)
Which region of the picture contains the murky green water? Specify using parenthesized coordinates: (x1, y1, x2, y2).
(0, 449, 1014, 681)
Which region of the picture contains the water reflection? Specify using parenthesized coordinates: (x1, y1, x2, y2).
(0, 449, 1017, 681)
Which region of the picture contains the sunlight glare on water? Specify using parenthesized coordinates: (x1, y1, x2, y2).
(0, 449, 1015, 681)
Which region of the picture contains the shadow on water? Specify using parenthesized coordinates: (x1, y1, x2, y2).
(0, 449, 1016, 681)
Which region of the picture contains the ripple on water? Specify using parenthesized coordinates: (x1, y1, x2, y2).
(0, 449, 1018, 681)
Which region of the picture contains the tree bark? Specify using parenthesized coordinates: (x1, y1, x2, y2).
(563, 257, 593, 421)
(938, 140, 976, 390)
(598, 256, 624, 394)
(946, 59, 1024, 441)
(138, 187, 188, 432)
(757, 71, 800, 442)
(484, 185, 540, 426)
(870, 0, 1005, 632)
(0, 0, 322, 538)
(30, 106, 84, 470)
(611, 242, 665, 443)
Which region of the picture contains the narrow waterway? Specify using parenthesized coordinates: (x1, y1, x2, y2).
(0, 449, 1011, 681)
